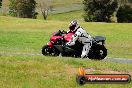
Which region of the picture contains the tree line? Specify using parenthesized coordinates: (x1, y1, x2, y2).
(0, 0, 51, 20)
(0, 0, 132, 23)
(83, 0, 132, 23)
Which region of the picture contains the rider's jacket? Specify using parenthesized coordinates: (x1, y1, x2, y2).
(67, 27, 92, 46)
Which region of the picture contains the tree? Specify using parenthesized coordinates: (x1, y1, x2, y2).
(39, 2, 49, 20)
(0, 0, 1, 7)
(83, 0, 118, 22)
(116, 0, 132, 23)
(9, 0, 38, 18)
(38, 0, 53, 20)
(117, 0, 131, 6)
(116, 4, 132, 22)
(128, 0, 132, 3)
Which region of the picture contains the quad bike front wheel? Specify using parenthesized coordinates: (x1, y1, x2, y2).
(42, 45, 60, 56)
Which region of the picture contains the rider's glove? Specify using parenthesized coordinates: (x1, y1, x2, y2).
(66, 42, 69, 47)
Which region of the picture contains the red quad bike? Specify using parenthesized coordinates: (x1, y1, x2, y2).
(42, 30, 107, 60)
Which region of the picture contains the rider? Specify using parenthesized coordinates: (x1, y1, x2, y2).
(66, 20, 92, 58)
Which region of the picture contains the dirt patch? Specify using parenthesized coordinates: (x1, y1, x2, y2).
(85, 68, 132, 74)
(63, 65, 132, 77)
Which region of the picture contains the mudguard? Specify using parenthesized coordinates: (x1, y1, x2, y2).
(94, 36, 106, 42)
(47, 42, 53, 47)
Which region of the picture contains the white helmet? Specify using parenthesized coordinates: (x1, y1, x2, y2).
(69, 20, 79, 32)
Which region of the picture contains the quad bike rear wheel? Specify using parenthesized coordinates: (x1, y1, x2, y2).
(88, 45, 107, 60)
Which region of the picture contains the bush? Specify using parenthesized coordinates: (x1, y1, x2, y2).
(9, 0, 38, 18)
(116, 4, 132, 23)
(83, 0, 118, 22)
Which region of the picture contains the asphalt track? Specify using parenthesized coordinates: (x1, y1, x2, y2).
(103, 57, 132, 64)
(0, 52, 132, 64)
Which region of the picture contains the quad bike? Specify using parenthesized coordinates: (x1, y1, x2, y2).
(42, 30, 107, 60)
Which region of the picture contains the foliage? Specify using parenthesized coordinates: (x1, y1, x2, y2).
(117, 4, 132, 23)
(117, 0, 132, 6)
(9, 0, 38, 18)
(0, 0, 2, 8)
(83, 0, 118, 22)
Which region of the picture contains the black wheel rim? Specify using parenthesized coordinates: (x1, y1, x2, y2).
(43, 47, 52, 55)
(42, 46, 59, 56)
(94, 49, 105, 59)
(99, 50, 104, 58)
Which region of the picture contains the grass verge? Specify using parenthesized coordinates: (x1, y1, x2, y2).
(0, 55, 132, 88)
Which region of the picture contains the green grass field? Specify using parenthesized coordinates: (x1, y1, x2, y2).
(0, 15, 132, 88)
(0, 56, 132, 88)
(38, 10, 83, 21)
(0, 15, 132, 58)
